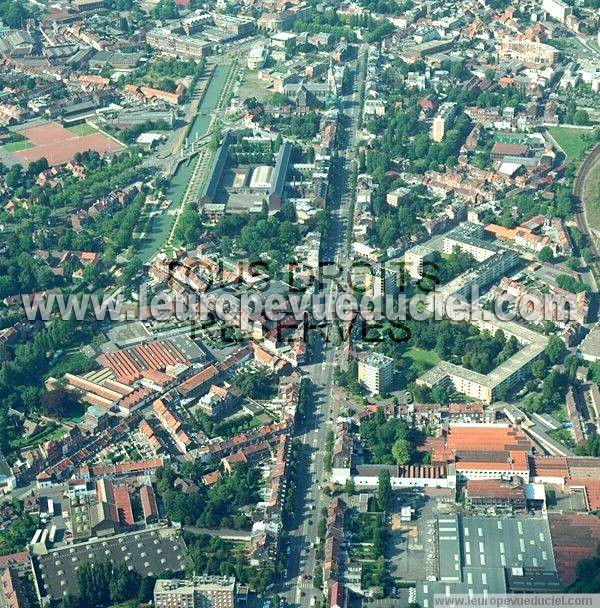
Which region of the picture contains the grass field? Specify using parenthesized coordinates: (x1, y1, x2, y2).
(3, 140, 33, 152)
(66, 123, 99, 136)
(547, 126, 595, 164)
(583, 157, 600, 233)
(401, 347, 440, 369)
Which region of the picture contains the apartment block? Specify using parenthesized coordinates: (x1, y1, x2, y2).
(442, 222, 499, 262)
(404, 245, 436, 280)
(431, 102, 456, 142)
(358, 353, 393, 394)
(366, 265, 399, 300)
(154, 576, 236, 608)
(542, 0, 572, 23)
(146, 28, 212, 60)
(417, 317, 547, 403)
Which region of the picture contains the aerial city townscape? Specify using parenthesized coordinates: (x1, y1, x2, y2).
(0, 0, 599, 606)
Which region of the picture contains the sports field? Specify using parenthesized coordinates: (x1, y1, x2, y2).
(66, 123, 99, 136)
(2, 140, 33, 152)
(11, 121, 123, 166)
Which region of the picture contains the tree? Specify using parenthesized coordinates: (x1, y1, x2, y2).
(313, 566, 323, 589)
(431, 382, 454, 405)
(233, 368, 278, 400)
(572, 110, 590, 126)
(208, 126, 222, 151)
(530, 358, 548, 379)
(545, 335, 567, 365)
(377, 469, 392, 511)
(0, 509, 38, 554)
(4, 164, 23, 190)
(589, 362, 600, 385)
(542, 370, 568, 407)
(538, 246, 554, 263)
(174, 204, 203, 245)
(575, 435, 600, 458)
(151, 0, 179, 19)
(391, 438, 412, 466)
(556, 274, 587, 293)
(0, 0, 29, 28)
(40, 388, 79, 418)
(119, 256, 142, 287)
(344, 478, 355, 496)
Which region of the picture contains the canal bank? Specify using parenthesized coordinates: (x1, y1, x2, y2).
(135, 62, 232, 263)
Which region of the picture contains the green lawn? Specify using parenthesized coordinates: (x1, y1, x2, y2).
(3, 140, 33, 152)
(67, 123, 98, 136)
(547, 126, 595, 164)
(401, 347, 440, 369)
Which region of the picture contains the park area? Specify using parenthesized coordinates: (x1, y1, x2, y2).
(7, 121, 123, 166)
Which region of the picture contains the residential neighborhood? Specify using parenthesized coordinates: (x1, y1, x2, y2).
(0, 0, 599, 606)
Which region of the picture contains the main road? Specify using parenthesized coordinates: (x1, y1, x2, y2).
(279, 44, 367, 608)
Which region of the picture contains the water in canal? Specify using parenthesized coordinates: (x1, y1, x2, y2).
(136, 63, 230, 262)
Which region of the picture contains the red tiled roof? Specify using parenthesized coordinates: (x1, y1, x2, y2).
(456, 449, 529, 472)
(549, 513, 600, 585)
(113, 485, 135, 526)
(0, 551, 29, 569)
(446, 424, 531, 452)
(177, 365, 219, 395)
(140, 485, 158, 520)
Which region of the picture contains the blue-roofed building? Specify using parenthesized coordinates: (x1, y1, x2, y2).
(416, 515, 561, 608)
(200, 131, 235, 205)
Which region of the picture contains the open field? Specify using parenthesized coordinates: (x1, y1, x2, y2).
(547, 126, 595, 164)
(237, 68, 273, 103)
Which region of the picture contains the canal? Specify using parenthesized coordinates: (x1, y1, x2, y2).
(136, 62, 231, 263)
